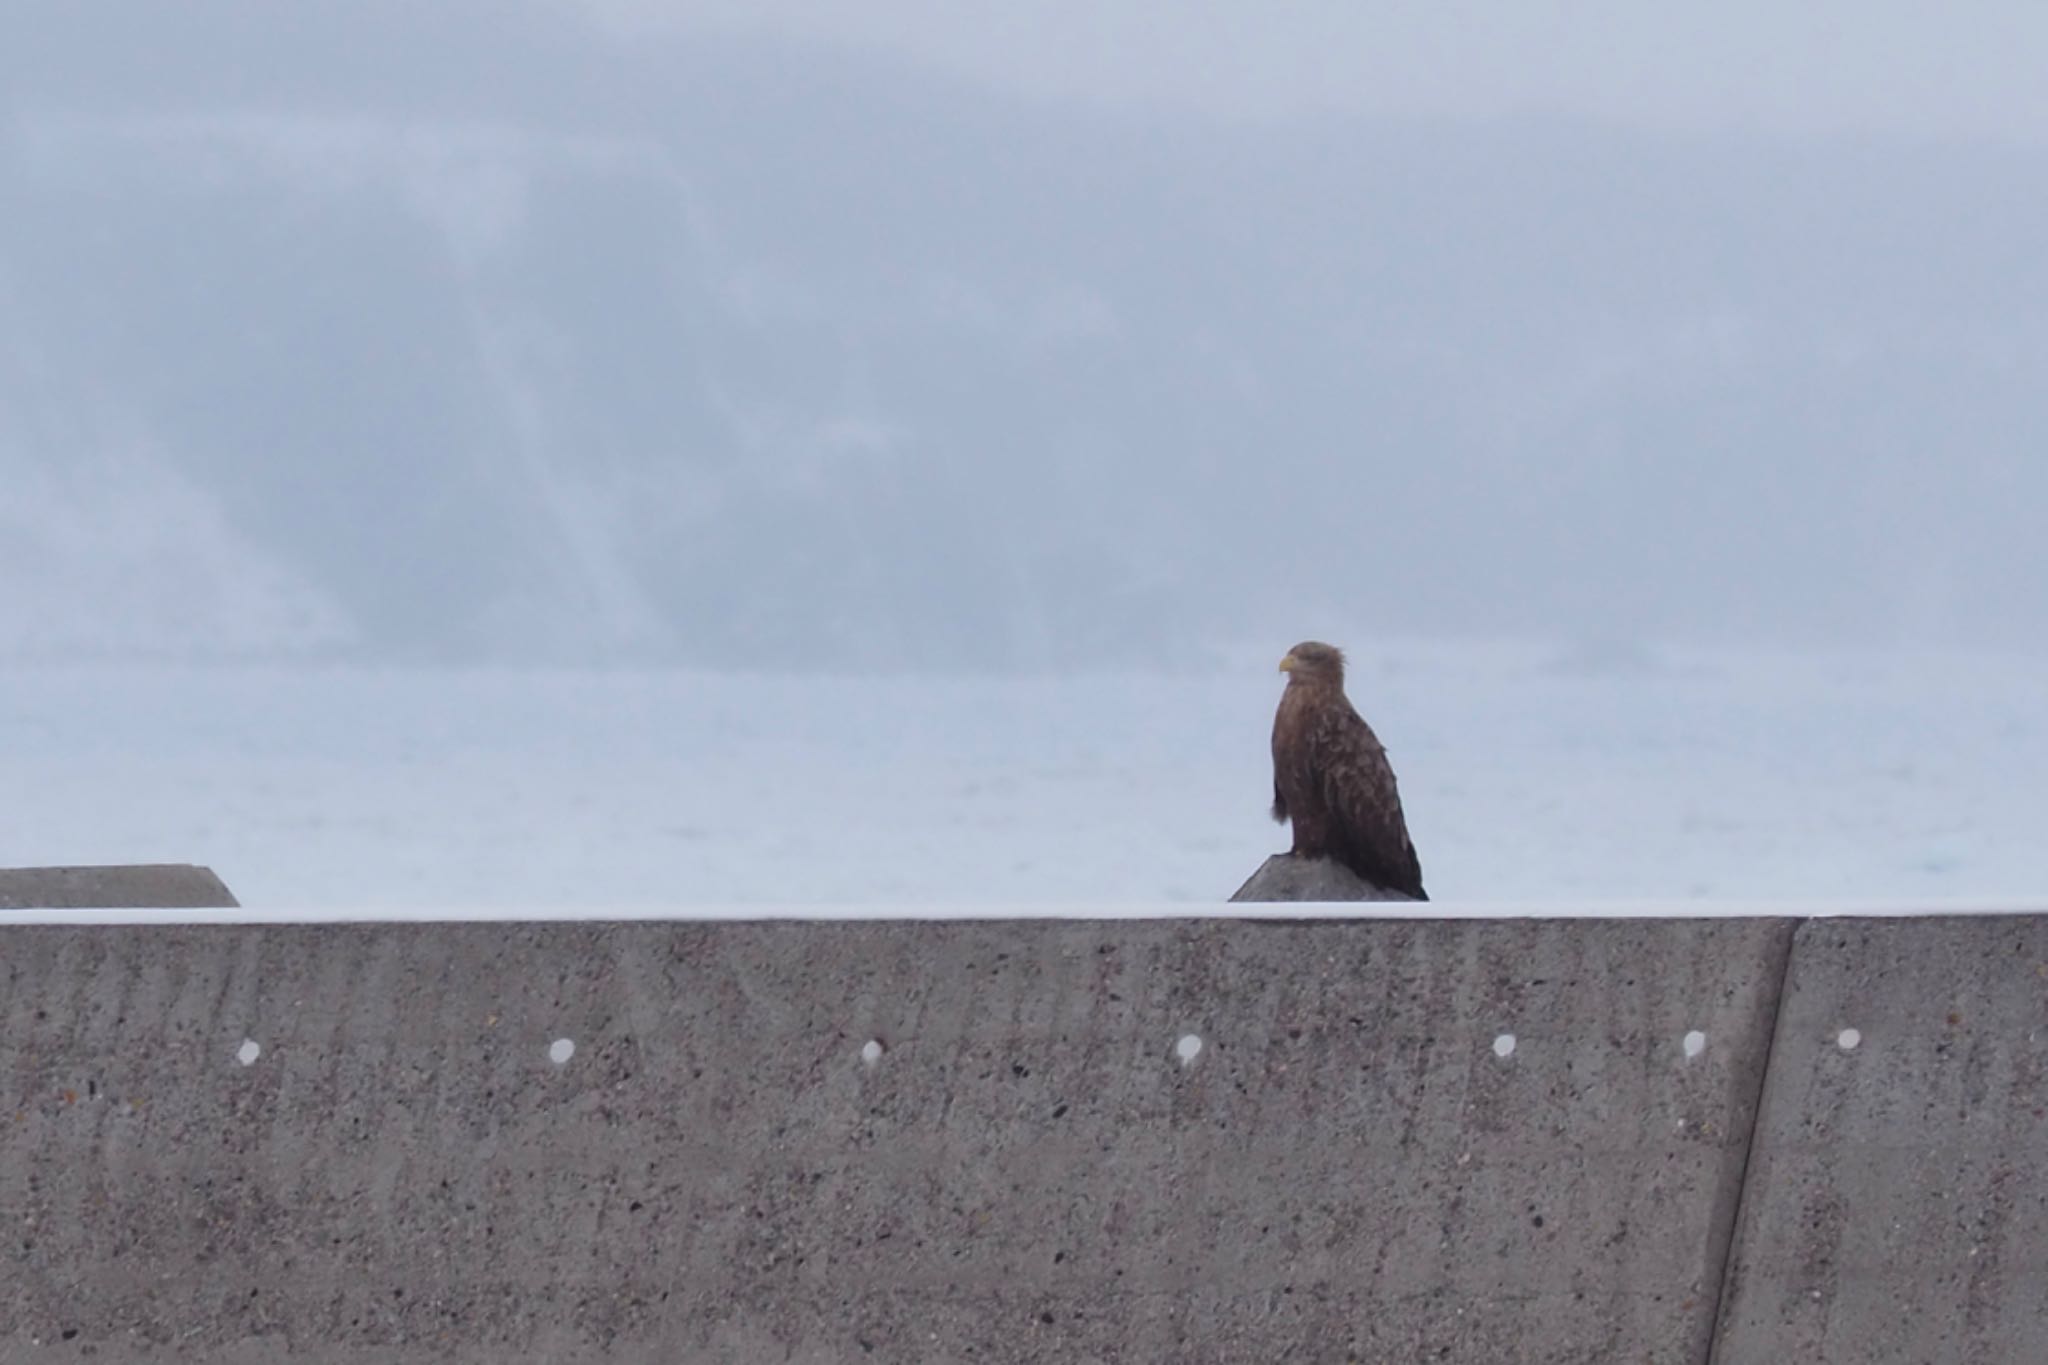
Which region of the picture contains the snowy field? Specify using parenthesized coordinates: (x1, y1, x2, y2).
(3, 638, 2044, 910)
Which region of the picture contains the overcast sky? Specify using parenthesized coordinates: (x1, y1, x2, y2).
(8, 0, 2047, 666)
(584, 1, 2048, 139)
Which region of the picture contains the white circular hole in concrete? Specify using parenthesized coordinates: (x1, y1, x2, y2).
(1492, 1032, 1517, 1059)
(236, 1039, 261, 1067)
(549, 1038, 576, 1065)
(1175, 1034, 1203, 1066)
(1836, 1028, 1861, 1051)
(860, 1039, 884, 1066)
(1683, 1030, 1707, 1059)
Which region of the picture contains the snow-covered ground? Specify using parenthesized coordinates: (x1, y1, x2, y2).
(3, 638, 2044, 910)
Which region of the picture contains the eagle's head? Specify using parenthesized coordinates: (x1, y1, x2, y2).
(1278, 640, 1346, 686)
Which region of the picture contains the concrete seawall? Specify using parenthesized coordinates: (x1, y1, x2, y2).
(0, 865, 237, 910)
(0, 913, 2038, 1363)
(1709, 916, 2048, 1362)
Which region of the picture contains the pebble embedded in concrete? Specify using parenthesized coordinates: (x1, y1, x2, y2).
(549, 1038, 576, 1065)
(1684, 1030, 1707, 1059)
(1493, 1033, 1517, 1059)
(1175, 1034, 1202, 1065)
(860, 1040, 884, 1066)
(236, 1040, 261, 1067)
(1836, 1028, 1861, 1051)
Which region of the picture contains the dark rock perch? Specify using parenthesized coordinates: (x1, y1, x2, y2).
(1229, 854, 1423, 903)
(0, 865, 239, 910)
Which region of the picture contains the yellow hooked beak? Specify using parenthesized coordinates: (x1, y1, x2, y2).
(1277, 652, 1298, 674)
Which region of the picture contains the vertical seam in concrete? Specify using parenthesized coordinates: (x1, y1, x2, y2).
(1698, 917, 1802, 1365)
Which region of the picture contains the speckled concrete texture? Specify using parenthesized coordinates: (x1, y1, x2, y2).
(0, 865, 238, 909)
(0, 919, 1789, 1362)
(1710, 917, 2048, 1364)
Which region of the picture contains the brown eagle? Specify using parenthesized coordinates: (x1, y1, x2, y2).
(1270, 641, 1427, 900)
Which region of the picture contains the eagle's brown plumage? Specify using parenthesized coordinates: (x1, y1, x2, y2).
(1270, 641, 1427, 900)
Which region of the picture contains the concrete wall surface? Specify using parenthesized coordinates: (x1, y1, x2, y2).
(1711, 916, 2048, 1364)
(0, 865, 238, 909)
(0, 918, 1792, 1363)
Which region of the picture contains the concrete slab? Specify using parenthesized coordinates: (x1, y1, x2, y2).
(1711, 917, 2048, 1364)
(0, 864, 238, 909)
(0, 918, 1789, 1362)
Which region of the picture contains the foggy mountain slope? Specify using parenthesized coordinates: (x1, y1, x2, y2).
(3, 3, 2046, 666)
